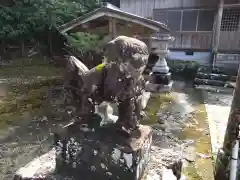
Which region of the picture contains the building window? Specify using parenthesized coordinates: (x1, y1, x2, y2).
(153, 8, 215, 32)
(198, 10, 215, 31)
(221, 9, 240, 31)
(182, 10, 198, 31)
(167, 11, 182, 31)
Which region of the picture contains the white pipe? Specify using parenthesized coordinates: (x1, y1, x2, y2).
(229, 140, 239, 180)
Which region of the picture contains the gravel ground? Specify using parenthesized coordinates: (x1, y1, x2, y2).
(0, 81, 215, 180)
(0, 114, 55, 180)
(144, 81, 214, 180)
(0, 86, 68, 180)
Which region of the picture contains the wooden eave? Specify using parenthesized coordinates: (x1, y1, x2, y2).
(58, 6, 170, 34)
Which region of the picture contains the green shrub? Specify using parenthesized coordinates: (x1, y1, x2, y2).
(66, 32, 106, 53)
(167, 59, 200, 79)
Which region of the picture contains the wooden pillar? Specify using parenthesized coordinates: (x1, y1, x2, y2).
(213, 0, 224, 52)
(215, 65, 240, 180)
(109, 18, 117, 39)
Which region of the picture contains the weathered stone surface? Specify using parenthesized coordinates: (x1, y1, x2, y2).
(183, 146, 196, 163)
(145, 81, 173, 93)
(152, 72, 172, 85)
(14, 149, 56, 180)
(13, 124, 153, 180)
(54, 123, 153, 180)
(195, 72, 230, 81)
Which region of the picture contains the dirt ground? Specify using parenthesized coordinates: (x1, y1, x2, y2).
(0, 63, 65, 180)
(0, 78, 217, 180)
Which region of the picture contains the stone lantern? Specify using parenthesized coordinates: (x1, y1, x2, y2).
(148, 34, 174, 91)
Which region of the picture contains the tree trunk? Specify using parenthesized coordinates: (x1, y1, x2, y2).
(48, 32, 52, 55)
(21, 39, 25, 57)
(215, 66, 240, 180)
(212, 0, 224, 69)
(2, 40, 6, 53)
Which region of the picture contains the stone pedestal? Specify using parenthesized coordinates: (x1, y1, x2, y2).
(152, 72, 171, 85)
(54, 122, 153, 180)
(14, 123, 153, 180)
(147, 35, 174, 92)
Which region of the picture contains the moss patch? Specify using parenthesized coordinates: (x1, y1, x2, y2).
(0, 56, 63, 78)
(142, 93, 174, 125)
(181, 105, 214, 180)
(0, 66, 63, 78)
(143, 87, 214, 180)
(0, 83, 49, 128)
(0, 59, 64, 129)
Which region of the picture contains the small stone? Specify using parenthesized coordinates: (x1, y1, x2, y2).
(106, 171, 113, 176)
(90, 166, 96, 171)
(158, 118, 166, 124)
(119, 158, 125, 164)
(93, 150, 98, 156)
(100, 163, 106, 169)
(183, 146, 196, 163)
(41, 116, 48, 122)
(72, 162, 77, 168)
(196, 153, 212, 159)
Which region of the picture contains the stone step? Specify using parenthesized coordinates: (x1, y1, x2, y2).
(195, 85, 234, 94)
(145, 81, 173, 93)
(194, 78, 235, 88)
(195, 72, 230, 81)
(197, 66, 237, 76)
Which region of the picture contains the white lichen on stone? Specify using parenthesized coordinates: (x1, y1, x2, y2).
(90, 166, 96, 172)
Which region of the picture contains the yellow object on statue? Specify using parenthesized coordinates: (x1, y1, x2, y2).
(96, 63, 105, 72)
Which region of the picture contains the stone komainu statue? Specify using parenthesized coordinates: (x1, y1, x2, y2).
(64, 36, 149, 134)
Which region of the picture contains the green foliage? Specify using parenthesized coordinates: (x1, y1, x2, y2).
(167, 60, 200, 79)
(168, 60, 200, 72)
(67, 32, 105, 52)
(0, 0, 102, 40)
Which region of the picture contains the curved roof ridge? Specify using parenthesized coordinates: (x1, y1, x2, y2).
(58, 4, 170, 33)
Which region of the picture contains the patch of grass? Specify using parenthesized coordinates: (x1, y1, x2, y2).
(0, 107, 45, 129)
(0, 56, 64, 129)
(10, 56, 51, 66)
(142, 93, 175, 124)
(0, 86, 47, 114)
(0, 66, 63, 78)
(167, 60, 200, 80)
(0, 56, 64, 78)
(0, 78, 62, 128)
(184, 165, 203, 180)
(180, 105, 214, 180)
